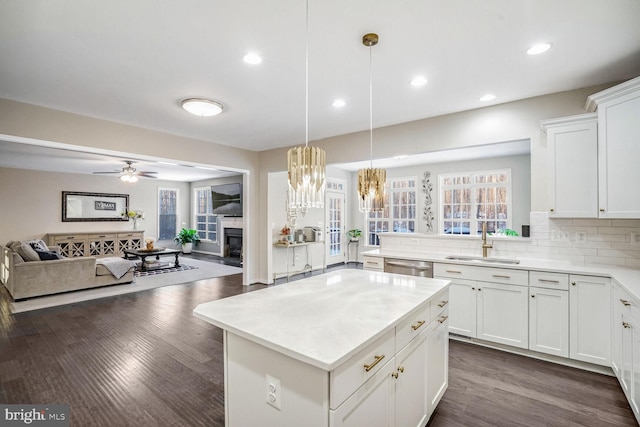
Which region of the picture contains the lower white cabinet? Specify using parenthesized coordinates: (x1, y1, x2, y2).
(426, 313, 449, 415)
(394, 330, 429, 427)
(476, 281, 529, 349)
(362, 255, 384, 271)
(447, 278, 477, 337)
(569, 274, 611, 366)
(529, 287, 569, 357)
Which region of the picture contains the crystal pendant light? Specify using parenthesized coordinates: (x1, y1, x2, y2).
(287, 0, 326, 209)
(357, 33, 386, 213)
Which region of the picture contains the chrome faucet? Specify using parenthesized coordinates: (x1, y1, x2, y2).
(481, 222, 493, 257)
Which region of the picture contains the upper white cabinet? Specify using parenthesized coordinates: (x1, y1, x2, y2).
(587, 76, 640, 218)
(542, 114, 598, 218)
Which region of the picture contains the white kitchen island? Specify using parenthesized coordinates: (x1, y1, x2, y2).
(193, 269, 450, 427)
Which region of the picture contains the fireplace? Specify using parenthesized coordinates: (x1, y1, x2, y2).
(224, 228, 243, 259)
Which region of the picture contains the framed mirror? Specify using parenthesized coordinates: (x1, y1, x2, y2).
(62, 191, 129, 222)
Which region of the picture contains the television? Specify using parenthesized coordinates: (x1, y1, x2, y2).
(211, 183, 242, 216)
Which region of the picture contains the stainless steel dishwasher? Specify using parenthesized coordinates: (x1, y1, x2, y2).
(384, 258, 433, 278)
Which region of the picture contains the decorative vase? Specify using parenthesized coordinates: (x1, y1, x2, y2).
(182, 242, 193, 254)
(132, 218, 138, 230)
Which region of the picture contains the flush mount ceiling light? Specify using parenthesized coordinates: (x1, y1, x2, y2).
(410, 76, 428, 87)
(243, 53, 262, 65)
(480, 93, 496, 102)
(357, 32, 386, 213)
(527, 42, 552, 55)
(287, 0, 326, 210)
(181, 98, 223, 117)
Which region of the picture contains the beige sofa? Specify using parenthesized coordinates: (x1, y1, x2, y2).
(1, 240, 135, 300)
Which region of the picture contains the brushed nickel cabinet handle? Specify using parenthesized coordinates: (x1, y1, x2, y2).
(492, 274, 511, 279)
(538, 279, 560, 284)
(623, 322, 630, 329)
(411, 320, 426, 331)
(437, 301, 449, 308)
(437, 315, 449, 324)
(364, 354, 385, 372)
(620, 299, 632, 307)
(446, 270, 462, 274)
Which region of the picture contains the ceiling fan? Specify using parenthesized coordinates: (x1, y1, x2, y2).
(93, 160, 158, 182)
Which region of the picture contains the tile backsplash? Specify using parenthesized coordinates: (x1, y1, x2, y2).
(378, 212, 640, 268)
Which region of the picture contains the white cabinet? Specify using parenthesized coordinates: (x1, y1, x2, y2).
(569, 274, 611, 366)
(394, 330, 429, 427)
(435, 263, 528, 349)
(476, 281, 529, 349)
(426, 312, 449, 415)
(362, 255, 384, 271)
(587, 76, 640, 218)
(542, 113, 598, 218)
(528, 271, 569, 358)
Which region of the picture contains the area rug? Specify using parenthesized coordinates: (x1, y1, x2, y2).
(134, 264, 198, 277)
(10, 258, 242, 314)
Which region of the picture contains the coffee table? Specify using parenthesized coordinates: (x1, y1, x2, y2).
(123, 248, 181, 271)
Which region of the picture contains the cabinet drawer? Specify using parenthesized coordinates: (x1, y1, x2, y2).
(330, 329, 395, 409)
(434, 263, 527, 287)
(88, 233, 117, 239)
(396, 303, 430, 352)
(529, 271, 569, 291)
(430, 288, 449, 321)
(362, 256, 384, 271)
(53, 235, 84, 242)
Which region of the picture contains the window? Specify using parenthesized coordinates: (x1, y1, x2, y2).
(194, 187, 217, 241)
(439, 169, 511, 235)
(365, 177, 417, 246)
(158, 188, 178, 240)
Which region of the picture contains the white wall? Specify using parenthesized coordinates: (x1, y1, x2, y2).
(0, 167, 189, 245)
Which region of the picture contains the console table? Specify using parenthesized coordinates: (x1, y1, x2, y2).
(47, 231, 144, 258)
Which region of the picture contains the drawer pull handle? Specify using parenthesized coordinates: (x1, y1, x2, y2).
(620, 299, 632, 307)
(67, 237, 74, 240)
(437, 300, 449, 308)
(411, 320, 426, 331)
(492, 274, 511, 279)
(364, 354, 385, 372)
(99, 235, 106, 238)
(391, 372, 399, 379)
(366, 261, 378, 265)
(537, 279, 560, 284)
(437, 315, 449, 324)
(623, 322, 630, 329)
(446, 270, 462, 274)
(397, 366, 405, 373)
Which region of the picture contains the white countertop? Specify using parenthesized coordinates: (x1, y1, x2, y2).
(193, 269, 449, 371)
(364, 248, 640, 303)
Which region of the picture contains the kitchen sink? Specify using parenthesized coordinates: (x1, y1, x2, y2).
(445, 255, 521, 265)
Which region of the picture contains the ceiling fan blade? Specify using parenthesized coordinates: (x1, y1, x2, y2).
(138, 173, 157, 178)
(93, 171, 121, 174)
(137, 171, 158, 174)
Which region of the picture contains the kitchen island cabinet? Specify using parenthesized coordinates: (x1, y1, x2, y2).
(194, 270, 450, 427)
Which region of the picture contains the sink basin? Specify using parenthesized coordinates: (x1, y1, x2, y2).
(445, 255, 521, 265)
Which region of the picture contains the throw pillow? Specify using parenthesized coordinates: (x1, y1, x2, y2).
(35, 250, 63, 261)
(11, 241, 40, 262)
(29, 241, 48, 252)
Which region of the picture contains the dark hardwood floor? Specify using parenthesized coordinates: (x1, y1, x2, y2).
(1, 271, 636, 426)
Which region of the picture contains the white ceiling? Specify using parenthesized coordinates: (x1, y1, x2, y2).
(0, 0, 639, 155)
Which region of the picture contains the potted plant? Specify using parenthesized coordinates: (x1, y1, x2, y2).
(175, 228, 201, 254)
(347, 229, 362, 242)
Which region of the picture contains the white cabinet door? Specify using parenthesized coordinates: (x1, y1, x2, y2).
(395, 331, 429, 427)
(544, 114, 598, 218)
(631, 319, 640, 416)
(612, 284, 632, 379)
(596, 83, 640, 218)
(444, 278, 476, 338)
(569, 275, 611, 366)
(477, 281, 529, 349)
(426, 312, 449, 418)
(330, 359, 395, 427)
(622, 314, 634, 398)
(529, 287, 569, 357)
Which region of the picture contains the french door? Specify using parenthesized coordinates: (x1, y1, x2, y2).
(325, 190, 345, 265)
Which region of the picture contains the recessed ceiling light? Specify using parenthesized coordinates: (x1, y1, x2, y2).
(410, 76, 428, 87)
(243, 53, 262, 65)
(332, 99, 346, 108)
(526, 43, 552, 55)
(181, 98, 223, 117)
(480, 94, 496, 102)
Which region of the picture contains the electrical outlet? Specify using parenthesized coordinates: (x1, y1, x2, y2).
(631, 231, 640, 245)
(266, 374, 281, 410)
(575, 231, 587, 243)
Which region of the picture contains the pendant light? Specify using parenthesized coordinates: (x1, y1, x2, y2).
(287, 0, 326, 209)
(357, 33, 386, 213)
